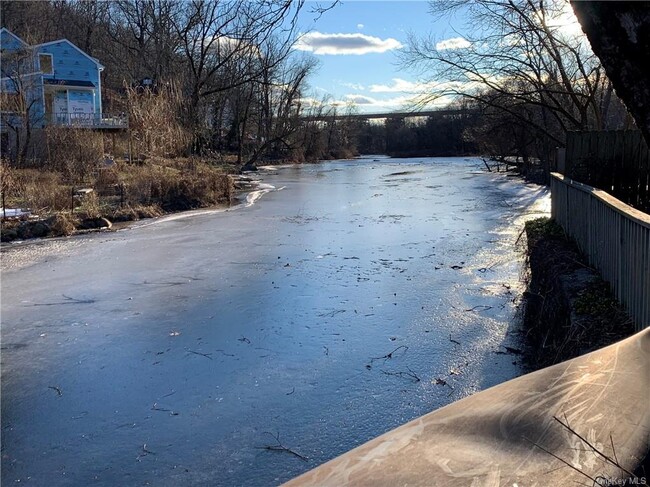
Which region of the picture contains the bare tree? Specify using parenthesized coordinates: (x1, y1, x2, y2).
(172, 1, 304, 128)
(402, 0, 627, 172)
(0, 45, 43, 165)
(105, 0, 183, 84)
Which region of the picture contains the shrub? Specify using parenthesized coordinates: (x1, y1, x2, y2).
(46, 213, 79, 237)
(45, 126, 104, 182)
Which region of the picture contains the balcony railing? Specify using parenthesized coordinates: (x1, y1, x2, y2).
(48, 112, 128, 129)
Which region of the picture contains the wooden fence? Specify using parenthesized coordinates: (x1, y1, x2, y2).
(560, 130, 650, 213)
(551, 172, 650, 330)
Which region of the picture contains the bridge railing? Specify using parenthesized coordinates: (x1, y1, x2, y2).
(551, 172, 650, 330)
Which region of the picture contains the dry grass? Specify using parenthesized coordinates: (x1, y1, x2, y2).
(110, 204, 163, 222)
(8, 168, 71, 214)
(47, 213, 79, 236)
(117, 158, 233, 211)
(2, 157, 233, 232)
(126, 80, 191, 158)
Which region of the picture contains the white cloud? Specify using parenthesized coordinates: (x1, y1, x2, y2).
(368, 77, 487, 100)
(294, 32, 403, 55)
(357, 23, 364, 29)
(435, 37, 471, 51)
(341, 81, 365, 91)
(300, 90, 461, 114)
(344, 94, 377, 105)
(369, 78, 430, 93)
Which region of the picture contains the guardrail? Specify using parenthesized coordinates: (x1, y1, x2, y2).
(551, 172, 650, 330)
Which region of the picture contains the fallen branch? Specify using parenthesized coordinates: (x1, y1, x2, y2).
(215, 349, 235, 357)
(48, 386, 63, 396)
(464, 305, 493, 312)
(136, 443, 156, 460)
(151, 402, 179, 416)
(186, 349, 213, 360)
(524, 437, 597, 484)
(482, 158, 493, 172)
(554, 416, 635, 478)
(381, 366, 421, 382)
(369, 345, 408, 363)
(30, 295, 95, 306)
(515, 227, 526, 245)
(318, 309, 346, 318)
(501, 345, 523, 355)
(256, 432, 308, 461)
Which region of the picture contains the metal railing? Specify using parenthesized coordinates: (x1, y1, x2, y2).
(48, 112, 128, 129)
(551, 172, 650, 330)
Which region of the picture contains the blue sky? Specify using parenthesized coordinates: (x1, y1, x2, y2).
(295, 0, 469, 114)
(293, 0, 583, 114)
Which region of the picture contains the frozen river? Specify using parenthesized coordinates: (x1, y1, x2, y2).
(1, 157, 549, 486)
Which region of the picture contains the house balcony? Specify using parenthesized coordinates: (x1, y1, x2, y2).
(48, 112, 128, 130)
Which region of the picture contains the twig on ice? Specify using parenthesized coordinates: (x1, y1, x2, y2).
(256, 432, 308, 461)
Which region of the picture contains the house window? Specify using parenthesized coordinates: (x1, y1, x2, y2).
(39, 54, 53, 74)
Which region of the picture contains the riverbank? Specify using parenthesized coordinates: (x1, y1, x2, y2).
(0, 152, 359, 244)
(521, 217, 636, 369)
(0, 156, 243, 243)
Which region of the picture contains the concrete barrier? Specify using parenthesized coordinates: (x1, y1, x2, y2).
(285, 328, 650, 486)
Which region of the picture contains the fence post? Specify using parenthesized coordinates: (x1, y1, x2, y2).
(556, 147, 566, 173)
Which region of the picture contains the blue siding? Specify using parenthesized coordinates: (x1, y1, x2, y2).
(35, 41, 102, 113)
(0, 29, 33, 79)
(1, 30, 105, 126)
(0, 73, 44, 127)
(0, 29, 27, 51)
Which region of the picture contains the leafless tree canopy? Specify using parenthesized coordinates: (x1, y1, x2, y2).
(1, 0, 338, 164)
(401, 0, 630, 176)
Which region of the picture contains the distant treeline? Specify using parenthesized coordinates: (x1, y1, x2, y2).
(339, 112, 478, 158)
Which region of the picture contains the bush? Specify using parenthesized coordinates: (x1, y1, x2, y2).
(119, 159, 233, 210)
(9, 169, 71, 213)
(45, 126, 104, 181)
(47, 213, 78, 237)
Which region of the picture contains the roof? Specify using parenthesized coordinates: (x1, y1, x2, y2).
(33, 38, 104, 70)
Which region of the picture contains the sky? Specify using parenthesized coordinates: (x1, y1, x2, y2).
(293, 0, 584, 115)
(294, 0, 469, 114)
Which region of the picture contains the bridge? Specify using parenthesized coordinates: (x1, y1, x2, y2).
(301, 107, 476, 122)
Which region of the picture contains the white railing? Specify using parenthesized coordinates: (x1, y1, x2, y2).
(551, 172, 650, 330)
(49, 112, 128, 129)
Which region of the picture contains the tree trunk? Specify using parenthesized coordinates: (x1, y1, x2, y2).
(571, 1, 650, 146)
